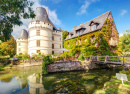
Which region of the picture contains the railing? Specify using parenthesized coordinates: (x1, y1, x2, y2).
(91, 56, 130, 65)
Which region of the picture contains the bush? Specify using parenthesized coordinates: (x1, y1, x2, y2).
(42, 56, 53, 74)
(0, 65, 4, 71)
(78, 54, 85, 61)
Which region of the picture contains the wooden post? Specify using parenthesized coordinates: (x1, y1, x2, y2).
(123, 56, 124, 65)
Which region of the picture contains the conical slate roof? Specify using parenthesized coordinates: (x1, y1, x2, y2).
(32, 7, 57, 30)
(32, 7, 50, 23)
(58, 27, 62, 31)
(18, 29, 28, 39)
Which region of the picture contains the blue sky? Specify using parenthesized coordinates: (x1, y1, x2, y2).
(12, 0, 130, 38)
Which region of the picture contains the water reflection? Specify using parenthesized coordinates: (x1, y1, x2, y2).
(0, 66, 122, 94)
(28, 73, 46, 94)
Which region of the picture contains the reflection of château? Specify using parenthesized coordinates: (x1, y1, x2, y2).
(15, 76, 28, 89)
(28, 73, 46, 94)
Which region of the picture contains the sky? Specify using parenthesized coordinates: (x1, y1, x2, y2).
(12, 0, 130, 38)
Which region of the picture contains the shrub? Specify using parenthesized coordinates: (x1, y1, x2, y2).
(0, 65, 4, 71)
(78, 54, 85, 61)
(42, 56, 53, 74)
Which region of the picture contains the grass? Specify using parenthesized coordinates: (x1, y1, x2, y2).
(94, 70, 130, 94)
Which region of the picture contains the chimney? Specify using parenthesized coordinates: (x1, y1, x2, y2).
(46, 7, 49, 16)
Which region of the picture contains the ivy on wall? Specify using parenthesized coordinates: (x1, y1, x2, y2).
(64, 18, 122, 57)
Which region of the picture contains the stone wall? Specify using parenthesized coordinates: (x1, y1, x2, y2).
(0, 59, 43, 68)
(12, 59, 43, 68)
(47, 60, 99, 72)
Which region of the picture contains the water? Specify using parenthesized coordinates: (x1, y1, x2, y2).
(0, 66, 121, 94)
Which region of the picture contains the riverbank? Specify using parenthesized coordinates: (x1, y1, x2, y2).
(94, 70, 130, 94)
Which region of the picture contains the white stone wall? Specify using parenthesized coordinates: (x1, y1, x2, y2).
(28, 21, 52, 55)
(16, 39, 28, 54)
(17, 21, 63, 55)
(52, 31, 62, 54)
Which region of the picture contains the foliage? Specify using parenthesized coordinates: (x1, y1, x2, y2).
(62, 30, 68, 43)
(119, 30, 130, 52)
(64, 18, 121, 57)
(78, 54, 85, 61)
(0, 0, 35, 41)
(0, 35, 16, 57)
(42, 56, 53, 74)
(0, 65, 4, 71)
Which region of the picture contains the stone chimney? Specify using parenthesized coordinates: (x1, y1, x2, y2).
(46, 7, 49, 16)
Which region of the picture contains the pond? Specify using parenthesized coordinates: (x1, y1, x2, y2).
(0, 66, 122, 94)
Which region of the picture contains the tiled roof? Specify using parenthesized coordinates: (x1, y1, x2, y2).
(65, 11, 111, 40)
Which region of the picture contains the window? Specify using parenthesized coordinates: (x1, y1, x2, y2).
(60, 38, 61, 41)
(18, 43, 21, 46)
(37, 40, 40, 47)
(18, 48, 21, 51)
(91, 36, 95, 43)
(60, 44, 61, 48)
(36, 88, 40, 94)
(52, 44, 54, 49)
(91, 25, 96, 31)
(52, 51, 54, 54)
(37, 50, 40, 53)
(71, 34, 73, 37)
(52, 36, 54, 40)
(76, 31, 79, 36)
(36, 30, 40, 36)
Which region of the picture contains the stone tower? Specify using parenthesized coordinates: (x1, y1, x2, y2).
(16, 29, 28, 54)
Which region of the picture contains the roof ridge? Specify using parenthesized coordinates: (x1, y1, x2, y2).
(82, 11, 111, 25)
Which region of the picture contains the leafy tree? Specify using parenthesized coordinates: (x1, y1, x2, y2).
(0, 0, 35, 41)
(0, 35, 16, 57)
(62, 30, 68, 41)
(119, 30, 130, 52)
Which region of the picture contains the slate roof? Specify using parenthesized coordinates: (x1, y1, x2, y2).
(32, 7, 57, 30)
(18, 29, 28, 39)
(65, 11, 111, 40)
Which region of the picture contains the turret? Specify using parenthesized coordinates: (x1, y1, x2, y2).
(16, 29, 28, 54)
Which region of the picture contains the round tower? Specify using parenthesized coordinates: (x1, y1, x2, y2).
(16, 29, 28, 54)
(28, 7, 53, 55)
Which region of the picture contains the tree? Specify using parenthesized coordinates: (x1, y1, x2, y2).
(119, 30, 130, 52)
(62, 30, 68, 41)
(0, 35, 16, 57)
(0, 0, 35, 41)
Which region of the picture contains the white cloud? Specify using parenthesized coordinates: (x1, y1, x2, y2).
(77, 1, 90, 15)
(77, 0, 100, 15)
(120, 9, 127, 16)
(12, 0, 61, 39)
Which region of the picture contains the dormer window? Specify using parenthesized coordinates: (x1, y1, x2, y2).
(71, 34, 73, 37)
(89, 21, 99, 31)
(92, 24, 97, 31)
